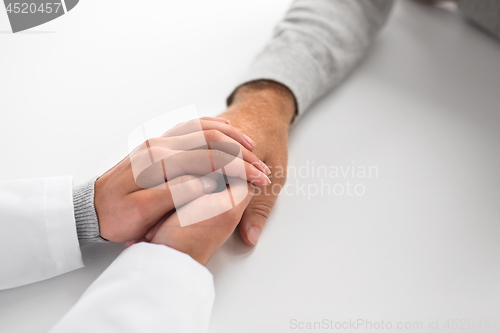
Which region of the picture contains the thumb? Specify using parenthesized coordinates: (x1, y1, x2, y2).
(124, 175, 218, 243)
(238, 184, 279, 246)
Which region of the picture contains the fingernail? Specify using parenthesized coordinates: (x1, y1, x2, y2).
(243, 134, 256, 148)
(253, 161, 266, 174)
(200, 176, 217, 193)
(249, 167, 271, 185)
(125, 241, 133, 247)
(247, 227, 261, 245)
(260, 161, 271, 175)
(261, 172, 271, 185)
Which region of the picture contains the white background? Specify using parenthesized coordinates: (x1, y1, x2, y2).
(1, 0, 500, 332)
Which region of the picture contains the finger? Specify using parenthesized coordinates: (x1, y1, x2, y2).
(163, 118, 229, 138)
(149, 181, 254, 241)
(165, 149, 270, 186)
(149, 183, 255, 265)
(157, 131, 267, 173)
(219, 154, 271, 186)
(162, 119, 255, 150)
(238, 164, 286, 246)
(144, 135, 269, 174)
(125, 238, 148, 247)
(126, 175, 218, 235)
(144, 219, 164, 242)
(202, 129, 257, 166)
(182, 180, 254, 228)
(147, 174, 219, 206)
(238, 189, 278, 246)
(200, 117, 230, 124)
(134, 148, 271, 189)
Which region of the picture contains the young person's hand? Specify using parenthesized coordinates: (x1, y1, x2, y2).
(218, 80, 296, 246)
(94, 117, 270, 243)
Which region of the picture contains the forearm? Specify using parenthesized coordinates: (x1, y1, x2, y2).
(233, 0, 394, 119)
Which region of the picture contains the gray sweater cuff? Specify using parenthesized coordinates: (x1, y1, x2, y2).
(73, 177, 107, 245)
(227, 0, 394, 124)
(458, 0, 500, 40)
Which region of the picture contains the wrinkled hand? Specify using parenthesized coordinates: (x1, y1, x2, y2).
(94, 117, 270, 243)
(218, 80, 296, 246)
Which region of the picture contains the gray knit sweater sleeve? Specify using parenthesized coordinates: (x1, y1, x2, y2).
(229, 0, 394, 120)
(73, 177, 107, 244)
(459, 0, 500, 40)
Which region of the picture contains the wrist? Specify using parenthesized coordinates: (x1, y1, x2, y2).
(228, 80, 296, 128)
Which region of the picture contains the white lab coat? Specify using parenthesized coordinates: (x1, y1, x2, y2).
(0, 177, 215, 333)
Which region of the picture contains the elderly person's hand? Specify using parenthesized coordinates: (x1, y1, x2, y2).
(218, 80, 296, 246)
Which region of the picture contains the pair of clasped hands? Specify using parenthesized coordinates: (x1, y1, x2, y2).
(95, 116, 270, 265)
(94, 82, 296, 265)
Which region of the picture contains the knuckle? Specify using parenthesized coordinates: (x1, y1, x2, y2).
(249, 201, 274, 221)
(148, 147, 166, 160)
(210, 148, 226, 160)
(191, 118, 203, 129)
(145, 137, 160, 147)
(149, 138, 170, 150)
(205, 129, 222, 142)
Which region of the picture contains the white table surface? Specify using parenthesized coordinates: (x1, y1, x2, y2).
(2, 1, 500, 332)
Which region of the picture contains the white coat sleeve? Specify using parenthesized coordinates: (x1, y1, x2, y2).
(0, 176, 83, 290)
(49, 242, 215, 333)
